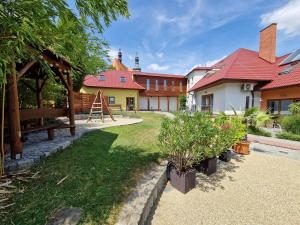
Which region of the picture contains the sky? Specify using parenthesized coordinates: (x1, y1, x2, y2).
(88, 0, 300, 74)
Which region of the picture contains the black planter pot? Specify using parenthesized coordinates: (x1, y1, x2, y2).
(219, 150, 232, 162)
(169, 168, 196, 194)
(195, 157, 217, 176)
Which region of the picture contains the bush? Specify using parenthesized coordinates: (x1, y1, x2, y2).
(276, 132, 300, 142)
(158, 112, 203, 172)
(281, 115, 300, 135)
(289, 102, 300, 115)
(247, 126, 272, 137)
(215, 114, 247, 154)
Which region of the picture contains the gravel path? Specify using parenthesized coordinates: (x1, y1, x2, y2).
(150, 152, 300, 225)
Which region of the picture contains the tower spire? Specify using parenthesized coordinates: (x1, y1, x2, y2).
(133, 52, 141, 71)
(118, 48, 122, 63)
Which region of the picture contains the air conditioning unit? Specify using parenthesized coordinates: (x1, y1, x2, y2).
(242, 83, 254, 91)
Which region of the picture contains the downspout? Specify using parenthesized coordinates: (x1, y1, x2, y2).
(251, 90, 255, 107)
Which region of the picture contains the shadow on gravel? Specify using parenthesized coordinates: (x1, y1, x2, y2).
(196, 154, 246, 192)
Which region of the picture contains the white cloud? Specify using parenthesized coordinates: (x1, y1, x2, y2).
(153, 0, 263, 45)
(205, 56, 227, 66)
(261, 0, 300, 37)
(156, 52, 164, 59)
(108, 47, 119, 60)
(147, 63, 170, 71)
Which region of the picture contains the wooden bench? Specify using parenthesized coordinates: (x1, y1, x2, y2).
(20, 108, 75, 141)
(22, 124, 75, 140)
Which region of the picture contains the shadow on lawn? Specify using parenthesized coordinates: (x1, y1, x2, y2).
(196, 154, 246, 192)
(4, 129, 161, 225)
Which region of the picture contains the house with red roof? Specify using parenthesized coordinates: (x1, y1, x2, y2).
(81, 50, 186, 111)
(187, 23, 300, 115)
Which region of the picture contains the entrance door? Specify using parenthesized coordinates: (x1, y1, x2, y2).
(126, 97, 135, 111)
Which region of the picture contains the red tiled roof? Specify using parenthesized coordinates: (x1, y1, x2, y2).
(190, 48, 280, 91)
(83, 70, 145, 90)
(260, 54, 300, 89)
(133, 71, 185, 78)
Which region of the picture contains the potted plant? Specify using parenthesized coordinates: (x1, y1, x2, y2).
(191, 112, 218, 176)
(232, 117, 248, 155)
(214, 114, 234, 162)
(159, 112, 201, 194)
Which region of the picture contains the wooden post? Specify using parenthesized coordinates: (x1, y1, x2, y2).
(158, 96, 160, 111)
(167, 96, 170, 112)
(67, 73, 75, 136)
(147, 96, 150, 111)
(36, 78, 43, 126)
(176, 97, 179, 111)
(7, 63, 23, 159)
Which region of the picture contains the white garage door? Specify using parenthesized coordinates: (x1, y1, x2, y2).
(169, 97, 177, 111)
(139, 96, 148, 110)
(150, 97, 158, 111)
(160, 97, 168, 111)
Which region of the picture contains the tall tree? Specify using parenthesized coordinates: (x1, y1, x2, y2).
(0, 0, 129, 84)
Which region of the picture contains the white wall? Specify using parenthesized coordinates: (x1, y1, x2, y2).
(186, 70, 207, 109)
(194, 83, 261, 114)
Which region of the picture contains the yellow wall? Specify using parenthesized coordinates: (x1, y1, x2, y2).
(80, 86, 139, 111)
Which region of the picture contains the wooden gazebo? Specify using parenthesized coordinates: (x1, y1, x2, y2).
(4, 49, 75, 159)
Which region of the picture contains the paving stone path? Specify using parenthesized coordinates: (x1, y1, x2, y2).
(4, 117, 142, 173)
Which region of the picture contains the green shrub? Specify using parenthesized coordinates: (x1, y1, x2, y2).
(158, 112, 204, 172)
(247, 126, 272, 137)
(214, 114, 246, 154)
(276, 132, 300, 142)
(289, 102, 300, 115)
(281, 115, 300, 135)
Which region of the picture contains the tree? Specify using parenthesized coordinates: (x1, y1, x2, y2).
(0, 0, 129, 85)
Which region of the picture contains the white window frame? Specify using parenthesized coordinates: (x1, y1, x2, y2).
(147, 79, 150, 90)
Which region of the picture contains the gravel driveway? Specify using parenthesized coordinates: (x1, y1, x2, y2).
(150, 152, 300, 225)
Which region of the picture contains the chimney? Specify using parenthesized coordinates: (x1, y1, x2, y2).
(259, 23, 277, 63)
(118, 48, 122, 63)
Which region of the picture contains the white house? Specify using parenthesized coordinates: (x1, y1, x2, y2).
(185, 67, 211, 111)
(186, 23, 285, 115)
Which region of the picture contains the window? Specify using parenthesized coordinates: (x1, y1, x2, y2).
(201, 94, 213, 112)
(108, 96, 115, 105)
(172, 80, 175, 92)
(99, 75, 105, 81)
(179, 81, 183, 92)
(190, 77, 193, 85)
(120, 76, 126, 83)
(281, 100, 293, 114)
(245, 96, 250, 110)
(164, 80, 167, 91)
(155, 80, 159, 91)
(268, 100, 279, 114)
(147, 79, 150, 90)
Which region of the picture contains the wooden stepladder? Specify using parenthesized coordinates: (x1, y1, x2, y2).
(87, 90, 115, 122)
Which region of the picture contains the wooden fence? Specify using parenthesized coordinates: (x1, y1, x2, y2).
(72, 92, 122, 114)
(73, 92, 95, 113)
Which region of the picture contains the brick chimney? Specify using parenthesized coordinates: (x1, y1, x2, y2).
(259, 23, 277, 63)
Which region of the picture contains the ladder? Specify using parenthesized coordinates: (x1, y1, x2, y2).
(87, 90, 115, 122)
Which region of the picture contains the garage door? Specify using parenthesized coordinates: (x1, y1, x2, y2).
(169, 97, 177, 111)
(160, 97, 168, 111)
(139, 96, 148, 110)
(149, 97, 158, 111)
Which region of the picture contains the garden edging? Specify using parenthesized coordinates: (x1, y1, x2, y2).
(116, 161, 167, 225)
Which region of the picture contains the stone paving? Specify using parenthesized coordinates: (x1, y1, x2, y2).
(248, 134, 300, 150)
(4, 117, 142, 173)
(150, 152, 300, 225)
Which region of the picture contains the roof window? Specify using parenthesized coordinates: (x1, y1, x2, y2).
(278, 64, 294, 75)
(99, 75, 105, 81)
(120, 76, 127, 83)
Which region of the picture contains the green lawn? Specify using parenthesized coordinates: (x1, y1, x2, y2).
(2, 112, 164, 225)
